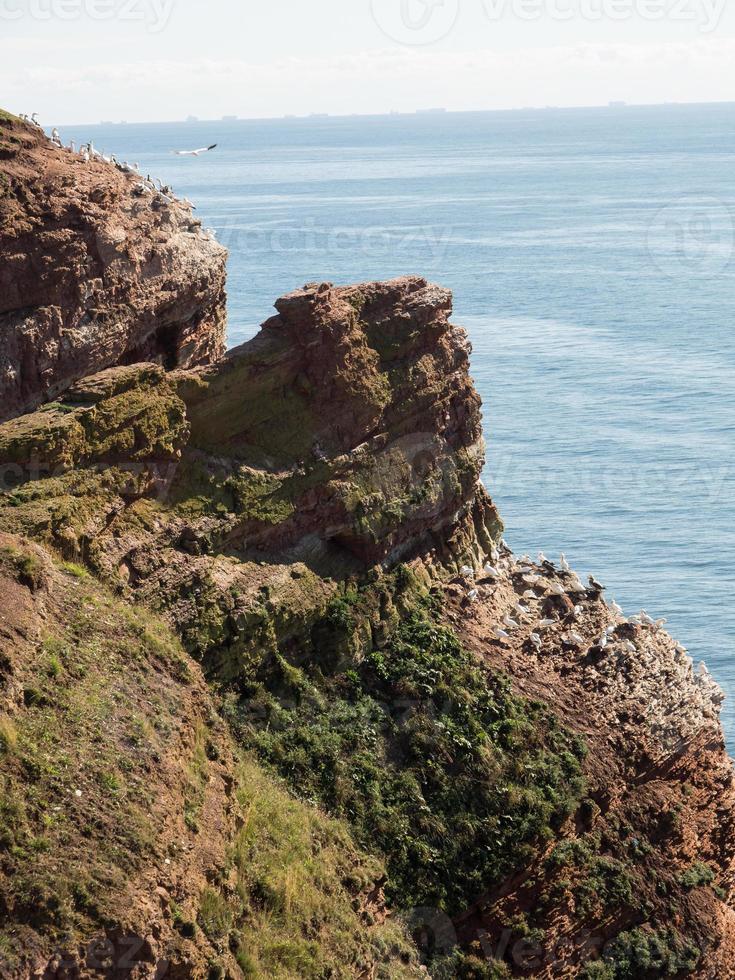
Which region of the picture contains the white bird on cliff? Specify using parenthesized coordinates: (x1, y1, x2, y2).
(549, 582, 566, 597)
(493, 626, 510, 643)
(597, 633, 609, 649)
(560, 553, 570, 572)
(610, 600, 624, 617)
(514, 603, 530, 617)
(539, 618, 557, 629)
(460, 565, 475, 580)
(467, 589, 479, 603)
(522, 590, 537, 600)
(173, 143, 218, 156)
(503, 615, 519, 630)
(564, 631, 585, 648)
(523, 574, 543, 586)
(483, 564, 500, 580)
(530, 633, 542, 650)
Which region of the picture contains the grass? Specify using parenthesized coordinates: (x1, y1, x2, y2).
(225, 758, 420, 979)
(0, 549, 424, 977)
(0, 717, 18, 755)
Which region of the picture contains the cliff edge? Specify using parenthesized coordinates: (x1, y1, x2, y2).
(1, 113, 734, 980)
(0, 112, 227, 422)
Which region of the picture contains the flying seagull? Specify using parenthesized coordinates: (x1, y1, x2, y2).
(173, 144, 218, 156)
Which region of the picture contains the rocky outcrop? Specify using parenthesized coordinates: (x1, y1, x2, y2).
(2, 115, 735, 977)
(0, 112, 227, 422)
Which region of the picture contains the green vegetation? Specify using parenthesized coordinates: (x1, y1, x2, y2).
(0, 547, 423, 977)
(581, 927, 701, 979)
(222, 576, 587, 916)
(0, 544, 45, 590)
(678, 861, 716, 889)
(225, 758, 420, 979)
(0, 369, 188, 474)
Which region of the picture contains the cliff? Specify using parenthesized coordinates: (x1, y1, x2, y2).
(1, 112, 735, 980)
(0, 112, 227, 422)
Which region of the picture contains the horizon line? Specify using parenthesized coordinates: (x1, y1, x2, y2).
(49, 97, 735, 129)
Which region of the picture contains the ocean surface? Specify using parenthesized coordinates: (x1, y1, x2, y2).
(60, 105, 735, 750)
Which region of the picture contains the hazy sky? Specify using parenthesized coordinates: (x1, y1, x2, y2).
(2, 0, 734, 123)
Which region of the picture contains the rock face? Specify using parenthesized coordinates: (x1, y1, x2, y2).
(2, 111, 735, 979)
(0, 113, 227, 422)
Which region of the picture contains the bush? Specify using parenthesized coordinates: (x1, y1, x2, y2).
(678, 862, 715, 890)
(598, 927, 701, 978)
(238, 582, 587, 915)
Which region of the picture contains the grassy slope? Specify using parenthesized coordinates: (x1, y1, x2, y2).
(0, 537, 421, 979)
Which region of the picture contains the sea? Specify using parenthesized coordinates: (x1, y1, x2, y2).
(60, 104, 735, 751)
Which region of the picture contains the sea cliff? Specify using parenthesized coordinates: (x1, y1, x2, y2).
(1, 110, 734, 980)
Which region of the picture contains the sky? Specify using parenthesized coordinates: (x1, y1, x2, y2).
(1, 0, 734, 123)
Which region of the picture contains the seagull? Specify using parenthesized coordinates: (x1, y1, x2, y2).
(31, 112, 39, 124)
(503, 616, 519, 630)
(572, 604, 585, 620)
(539, 618, 557, 628)
(529, 633, 542, 650)
(483, 564, 500, 580)
(560, 553, 570, 572)
(460, 565, 475, 580)
(564, 631, 585, 647)
(549, 582, 566, 597)
(68, 139, 76, 153)
(597, 633, 609, 649)
(467, 589, 479, 603)
(640, 611, 656, 627)
(523, 574, 543, 586)
(654, 618, 667, 630)
(514, 603, 530, 617)
(522, 590, 537, 600)
(173, 143, 218, 156)
(493, 627, 510, 643)
(588, 575, 605, 591)
(538, 552, 548, 564)
(610, 600, 624, 617)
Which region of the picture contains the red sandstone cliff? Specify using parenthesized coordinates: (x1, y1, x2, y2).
(1, 113, 735, 979)
(0, 113, 227, 421)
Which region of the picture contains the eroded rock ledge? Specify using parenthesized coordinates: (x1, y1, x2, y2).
(0, 113, 227, 421)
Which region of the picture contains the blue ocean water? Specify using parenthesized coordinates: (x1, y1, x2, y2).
(60, 106, 735, 750)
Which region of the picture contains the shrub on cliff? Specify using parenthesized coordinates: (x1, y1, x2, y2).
(222, 577, 587, 917)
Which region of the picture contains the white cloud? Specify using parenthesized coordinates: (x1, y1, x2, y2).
(2, 37, 735, 121)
